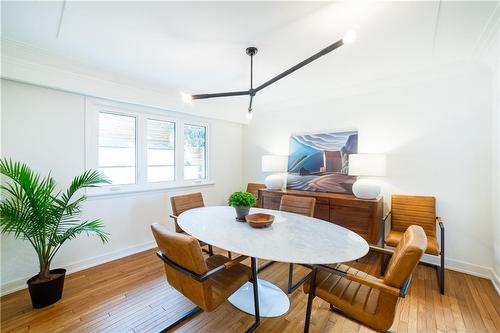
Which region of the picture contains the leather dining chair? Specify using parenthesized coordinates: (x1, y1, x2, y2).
(279, 195, 316, 293)
(303, 225, 427, 333)
(382, 194, 445, 294)
(246, 183, 266, 207)
(151, 223, 260, 333)
(170, 192, 231, 258)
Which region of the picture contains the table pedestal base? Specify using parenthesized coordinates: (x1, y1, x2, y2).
(228, 279, 290, 317)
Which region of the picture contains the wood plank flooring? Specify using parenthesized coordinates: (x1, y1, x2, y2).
(1, 249, 499, 333)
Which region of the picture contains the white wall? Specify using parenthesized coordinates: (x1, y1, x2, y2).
(484, 33, 500, 291)
(243, 63, 496, 278)
(0, 79, 244, 294)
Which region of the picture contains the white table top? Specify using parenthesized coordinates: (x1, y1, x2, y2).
(177, 206, 369, 265)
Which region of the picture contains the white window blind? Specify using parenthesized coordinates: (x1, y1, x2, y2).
(98, 112, 136, 185)
(147, 119, 175, 182)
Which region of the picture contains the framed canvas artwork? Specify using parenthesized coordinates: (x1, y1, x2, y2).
(286, 130, 358, 194)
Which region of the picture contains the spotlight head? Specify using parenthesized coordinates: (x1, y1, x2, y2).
(343, 30, 357, 44)
(181, 92, 193, 103)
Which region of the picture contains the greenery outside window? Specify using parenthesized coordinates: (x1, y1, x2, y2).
(184, 124, 207, 180)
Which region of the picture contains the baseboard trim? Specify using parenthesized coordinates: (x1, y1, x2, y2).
(421, 254, 492, 279)
(382, 246, 498, 294)
(2, 242, 499, 296)
(0, 241, 157, 296)
(492, 269, 500, 295)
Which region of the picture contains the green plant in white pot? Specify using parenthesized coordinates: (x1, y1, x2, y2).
(0, 158, 110, 308)
(228, 191, 256, 222)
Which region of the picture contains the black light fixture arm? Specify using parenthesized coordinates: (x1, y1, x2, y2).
(189, 37, 346, 113)
(255, 39, 344, 92)
(191, 90, 249, 99)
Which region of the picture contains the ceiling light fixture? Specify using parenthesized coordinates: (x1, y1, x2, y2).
(181, 92, 193, 104)
(246, 109, 253, 120)
(184, 32, 356, 113)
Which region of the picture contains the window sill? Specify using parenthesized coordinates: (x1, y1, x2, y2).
(85, 180, 216, 199)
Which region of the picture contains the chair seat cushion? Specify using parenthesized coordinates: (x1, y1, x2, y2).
(386, 230, 440, 255)
(303, 264, 398, 332)
(205, 255, 251, 312)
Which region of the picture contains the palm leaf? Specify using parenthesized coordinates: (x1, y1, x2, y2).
(0, 158, 110, 279)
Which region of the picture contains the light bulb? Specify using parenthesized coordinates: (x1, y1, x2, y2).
(343, 30, 357, 44)
(246, 110, 253, 119)
(181, 92, 193, 104)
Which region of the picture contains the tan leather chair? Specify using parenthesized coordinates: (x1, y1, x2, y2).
(279, 195, 316, 294)
(151, 223, 261, 332)
(170, 192, 205, 234)
(170, 192, 231, 258)
(382, 194, 445, 294)
(303, 225, 427, 333)
(246, 183, 266, 207)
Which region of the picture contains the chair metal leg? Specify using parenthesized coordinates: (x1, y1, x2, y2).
(288, 263, 310, 294)
(159, 306, 201, 332)
(246, 257, 260, 333)
(228, 251, 232, 259)
(304, 268, 317, 333)
(439, 252, 445, 294)
(208, 245, 214, 256)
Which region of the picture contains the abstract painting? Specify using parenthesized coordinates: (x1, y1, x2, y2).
(286, 131, 358, 194)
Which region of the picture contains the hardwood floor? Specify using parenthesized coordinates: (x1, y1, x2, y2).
(1, 249, 499, 333)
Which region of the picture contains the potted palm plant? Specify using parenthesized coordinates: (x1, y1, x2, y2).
(228, 191, 256, 221)
(0, 159, 110, 308)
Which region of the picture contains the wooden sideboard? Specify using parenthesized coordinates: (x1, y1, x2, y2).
(258, 189, 383, 244)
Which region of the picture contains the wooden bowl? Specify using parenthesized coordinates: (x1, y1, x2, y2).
(245, 213, 274, 228)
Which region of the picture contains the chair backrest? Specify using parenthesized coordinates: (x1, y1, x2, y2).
(151, 223, 210, 308)
(383, 225, 427, 288)
(391, 194, 436, 236)
(246, 183, 266, 206)
(170, 192, 205, 232)
(279, 195, 316, 217)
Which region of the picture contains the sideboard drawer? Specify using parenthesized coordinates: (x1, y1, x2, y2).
(258, 189, 382, 244)
(314, 203, 330, 221)
(330, 207, 370, 235)
(330, 204, 372, 219)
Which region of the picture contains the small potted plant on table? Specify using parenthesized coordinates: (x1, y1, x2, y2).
(228, 191, 256, 221)
(0, 159, 110, 308)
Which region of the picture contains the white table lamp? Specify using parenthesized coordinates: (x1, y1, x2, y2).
(262, 155, 288, 190)
(348, 154, 386, 199)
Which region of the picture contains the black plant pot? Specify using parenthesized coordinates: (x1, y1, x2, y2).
(27, 268, 66, 309)
(234, 206, 250, 222)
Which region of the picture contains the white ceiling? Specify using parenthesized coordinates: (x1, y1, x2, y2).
(1, 1, 498, 122)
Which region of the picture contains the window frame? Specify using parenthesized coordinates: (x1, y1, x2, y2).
(85, 98, 213, 196)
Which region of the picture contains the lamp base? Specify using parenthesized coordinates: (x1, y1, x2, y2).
(265, 174, 284, 190)
(352, 179, 380, 200)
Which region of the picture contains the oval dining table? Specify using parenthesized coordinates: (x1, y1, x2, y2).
(178, 206, 369, 318)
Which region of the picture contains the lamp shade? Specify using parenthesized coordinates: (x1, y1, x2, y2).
(348, 154, 386, 177)
(261, 155, 288, 172)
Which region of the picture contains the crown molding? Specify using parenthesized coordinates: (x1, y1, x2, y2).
(0, 39, 247, 124)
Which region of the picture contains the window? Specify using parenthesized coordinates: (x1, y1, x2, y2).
(98, 112, 136, 185)
(86, 99, 211, 195)
(147, 119, 175, 182)
(184, 124, 207, 180)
